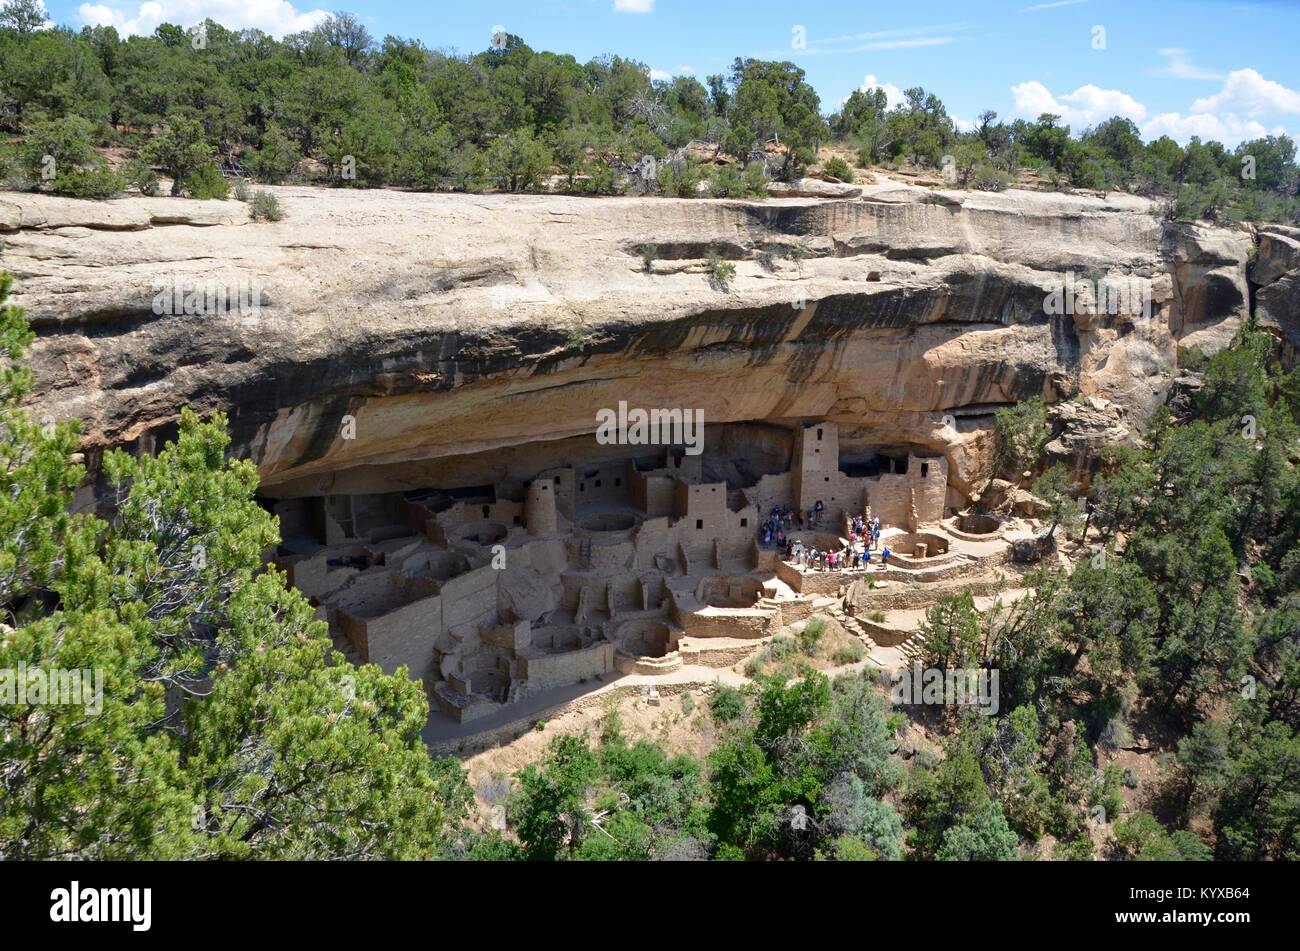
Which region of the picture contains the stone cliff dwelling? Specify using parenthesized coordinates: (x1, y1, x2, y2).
(9, 179, 1257, 731)
(270, 419, 1003, 724)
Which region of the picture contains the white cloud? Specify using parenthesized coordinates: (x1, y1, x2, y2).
(785, 22, 967, 56)
(1135, 69, 1300, 146)
(1154, 48, 1223, 82)
(649, 65, 694, 81)
(1064, 84, 1148, 123)
(952, 116, 979, 133)
(1020, 0, 1088, 11)
(799, 37, 953, 55)
(1004, 69, 1298, 148)
(613, 0, 654, 13)
(78, 1, 329, 37)
(854, 37, 953, 51)
(859, 74, 906, 111)
(1190, 68, 1300, 117)
(1142, 112, 1286, 147)
(824, 23, 972, 44)
(1010, 80, 1146, 126)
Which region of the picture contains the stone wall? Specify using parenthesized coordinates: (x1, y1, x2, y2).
(357, 592, 443, 678)
(439, 564, 500, 634)
(519, 642, 615, 690)
(573, 461, 629, 507)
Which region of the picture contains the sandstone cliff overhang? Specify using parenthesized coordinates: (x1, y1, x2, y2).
(0, 178, 1252, 498)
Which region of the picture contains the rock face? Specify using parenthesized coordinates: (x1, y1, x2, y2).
(1045, 396, 1134, 472)
(1165, 221, 1252, 354)
(1, 178, 1253, 504)
(1253, 223, 1300, 360)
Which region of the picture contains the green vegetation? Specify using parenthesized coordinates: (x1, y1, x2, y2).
(704, 252, 736, 290)
(820, 155, 853, 182)
(0, 16, 819, 199)
(799, 617, 827, 655)
(507, 723, 709, 860)
(993, 396, 1049, 480)
(0, 274, 471, 859)
(706, 671, 903, 860)
(639, 244, 658, 272)
(3, 13, 1290, 221)
(832, 641, 865, 666)
(249, 190, 282, 222)
(140, 116, 222, 197)
(904, 321, 1300, 859)
(15, 115, 122, 197)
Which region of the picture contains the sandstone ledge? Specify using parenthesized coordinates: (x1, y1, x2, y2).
(0, 179, 1253, 499)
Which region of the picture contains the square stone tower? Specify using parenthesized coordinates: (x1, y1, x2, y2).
(791, 421, 838, 514)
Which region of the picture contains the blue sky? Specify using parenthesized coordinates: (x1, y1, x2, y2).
(46, 0, 1300, 145)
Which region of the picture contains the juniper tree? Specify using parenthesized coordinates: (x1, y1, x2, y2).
(0, 273, 473, 859)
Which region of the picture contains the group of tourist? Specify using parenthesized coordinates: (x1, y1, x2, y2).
(759, 504, 803, 547)
(760, 501, 848, 548)
(848, 514, 882, 550)
(758, 504, 895, 573)
(783, 535, 892, 573)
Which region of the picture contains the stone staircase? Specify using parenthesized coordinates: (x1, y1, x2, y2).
(824, 600, 878, 652)
(898, 633, 927, 662)
(577, 538, 592, 569)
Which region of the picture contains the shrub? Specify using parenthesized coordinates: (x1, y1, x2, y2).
(710, 161, 768, 199)
(19, 116, 122, 200)
(742, 160, 768, 196)
(185, 161, 229, 200)
(1053, 835, 1096, 861)
(746, 635, 798, 674)
(232, 179, 250, 202)
(600, 703, 623, 743)
(141, 117, 215, 197)
(585, 160, 625, 196)
(0, 141, 33, 191)
(249, 190, 282, 222)
(1112, 813, 1211, 861)
(709, 685, 746, 724)
(20, 115, 97, 180)
(123, 158, 160, 196)
(705, 251, 736, 290)
(799, 617, 827, 655)
(640, 244, 657, 272)
(993, 396, 1049, 479)
(833, 640, 866, 665)
(249, 122, 300, 183)
(487, 129, 553, 192)
(1178, 345, 1208, 371)
(658, 160, 704, 198)
(822, 155, 853, 182)
(48, 165, 123, 200)
(783, 239, 812, 263)
(972, 165, 1012, 192)
(708, 163, 744, 198)
(447, 144, 490, 193)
